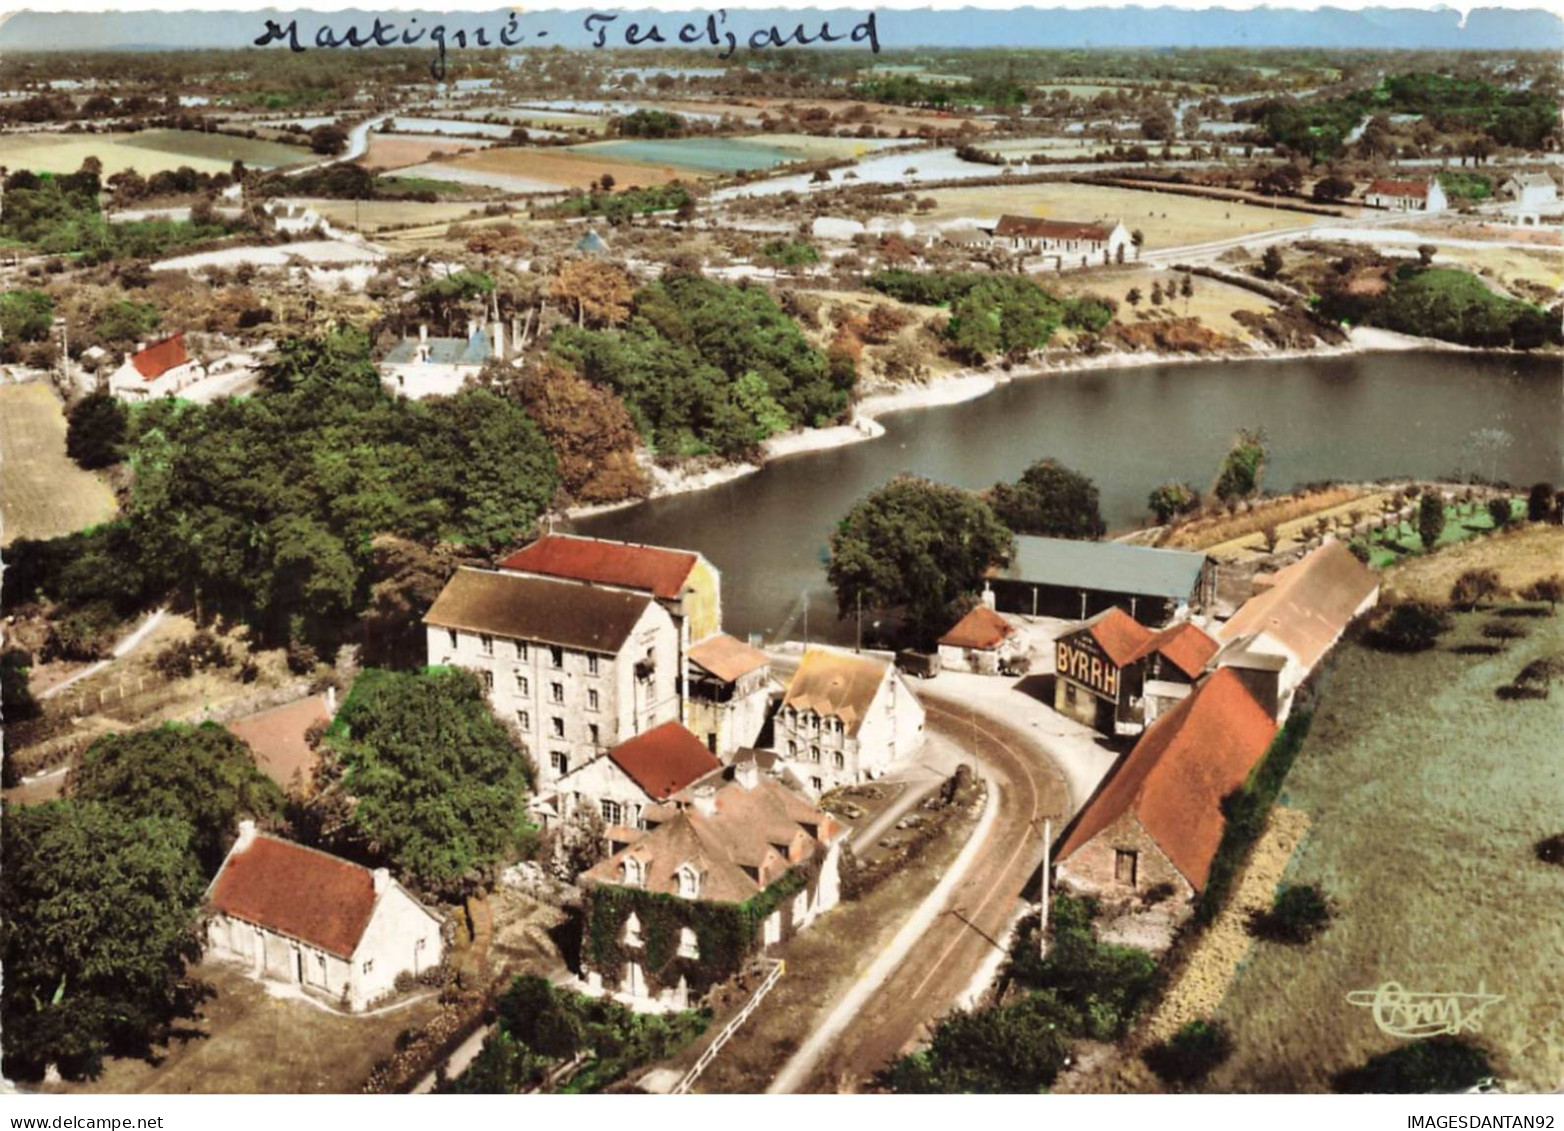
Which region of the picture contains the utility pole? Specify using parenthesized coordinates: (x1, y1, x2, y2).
(855, 590, 862, 653)
(1040, 817, 1052, 960)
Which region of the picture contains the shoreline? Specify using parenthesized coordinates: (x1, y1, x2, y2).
(563, 328, 1486, 523)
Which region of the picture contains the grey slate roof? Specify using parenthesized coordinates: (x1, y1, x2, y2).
(1005, 535, 1207, 601)
(424, 567, 650, 653)
(382, 328, 492, 366)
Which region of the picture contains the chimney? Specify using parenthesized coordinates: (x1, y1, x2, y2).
(418, 323, 428, 343)
(325, 685, 337, 715)
(372, 867, 391, 895)
(734, 758, 760, 791)
(692, 782, 717, 817)
(492, 319, 505, 361)
(981, 582, 996, 610)
(236, 819, 257, 852)
(123, 352, 133, 369)
(135, 341, 147, 354)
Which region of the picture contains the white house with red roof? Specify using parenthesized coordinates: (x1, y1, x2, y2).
(937, 600, 1027, 675)
(1363, 178, 1447, 213)
(107, 332, 206, 401)
(989, 215, 1132, 264)
(205, 822, 444, 1011)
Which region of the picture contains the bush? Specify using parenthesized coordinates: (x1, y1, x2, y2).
(65, 392, 129, 469)
(1247, 883, 1332, 944)
(1486, 497, 1512, 529)
(152, 631, 233, 679)
(1534, 833, 1564, 867)
(1332, 1036, 1494, 1094)
(1142, 1019, 1234, 1087)
(1449, 568, 1503, 611)
(1367, 602, 1450, 653)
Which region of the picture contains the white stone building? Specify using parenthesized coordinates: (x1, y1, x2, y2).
(205, 822, 445, 1012)
(424, 567, 683, 790)
(990, 215, 1132, 265)
(379, 319, 514, 400)
(772, 647, 925, 796)
(107, 332, 206, 401)
(1362, 178, 1448, 213)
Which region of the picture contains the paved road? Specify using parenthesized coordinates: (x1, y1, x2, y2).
(284, 114, 388, 177)
(772, 687, 1071, 1093)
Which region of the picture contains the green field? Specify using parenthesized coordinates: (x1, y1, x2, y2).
(118, 129, 313, 168)
(0, 130, 309, 176)
(1352, 499, 1525, 570)
(1208, 609, 1564, 1091)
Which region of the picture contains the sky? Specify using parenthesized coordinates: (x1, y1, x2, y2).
(1, 6, 1561, 52)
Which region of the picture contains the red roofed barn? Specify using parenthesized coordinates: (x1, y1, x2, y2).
(937, 601, 1027, 674)
(108, 332, 206, 402)
(990, 214, 1131, 264)
(205, 823, 444, 1011)
(1054, 668, 1278, 912)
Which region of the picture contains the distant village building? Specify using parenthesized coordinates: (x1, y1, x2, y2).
(1054, 668, 1277, 920)
(225, 691, 335, 794)
(1500, 171, 1558, 208)
(937, 600, 1027, 675)
(423, 567, 682, 790)
(773, 647, 925, 796)
(551, 720, 723, 852)
(685, 633, 773, 758)
(379, 318, 514, 399)
(811, 216, 866, 241)
(575, 229, 610, 256)
(1214, 540, 1380, 722)
(992, 535, 1214, 626)
(107, 332, 206, 401)
(205, 822, 445, 1011)
(264, 200, 322, 235)
(1362, 178, 1447, 213)
(989, 215, 1132, 265)
(579, 757, 843, 1008)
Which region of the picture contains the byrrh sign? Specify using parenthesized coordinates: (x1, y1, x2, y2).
(1056, 635, 1121, 700)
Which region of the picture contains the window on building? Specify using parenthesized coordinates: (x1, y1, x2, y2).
(481, 670, 494, 692)
(587, 689, 599, 712)
(551, 682, 564, 704)
(517, 710, 531, 731)
(833, 751, 845, 770)
(622, 908, 643, 943)
(517, 641, 529, 661)
(550, 750, 568, 775)
(479, 633, 494, 656)
(589, 723, 600, 746)
(762, 910, 782, 946)
(677, 926, 700, 959)
(446, 629, 458, 651)
(551, 716, 565, 738)
(788, 741, 798, 758)
(810, 745, 821, 763)
(676, 865, 700, 899)
(811, 777, 823, 794)
(362, 958, 374, 974)
(602, 799, 623, 826)
(587, 654, 600, 676)
(1115, 849, 1139, 888)
(515, 673, 529, 696)
(792, 890, 809, 926)
(622, 859, 644, 891)
(549, 646, 564, 669)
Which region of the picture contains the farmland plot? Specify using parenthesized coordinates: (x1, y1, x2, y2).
(0, 383, 117, 547)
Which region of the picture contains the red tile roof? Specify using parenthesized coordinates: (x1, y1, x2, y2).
(609, 721, 723, 801)
(226, 695, 330, 792)
(498, 534, 699, 601)
(1076, 606, 1155, 668)
(994, 215, 1115, 242)
(1057, 668, 1277, 892)
(1367, 179, 1429, 200)
(939, 604, 1017, 650)
(131, 333, 190, 380)
(687, 633, 770, 683)
(208, 834, 378, 959)
(1127, 621, 1219, 680)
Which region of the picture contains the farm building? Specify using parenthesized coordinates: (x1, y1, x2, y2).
(1362, 178, 1447, 213)
(264, 200, 322, 234)
(1500, 172, 1557, 208)
(937, 600, 1027, 675)
(225, 690, 335, 794)
(773, 647, 926, 797)
(1053, 610, 1220, 736)
(423, 567, 682, 790)
(989, 215, 1132, 265)
(205, 822, 444, 1011)
(379, 319, 512, 399)
(107, 332, 206, 400)
(991, 535, 1214, 625)
(578, 756, 842, 1009)
(685, 632, 773, 759)
(549, 720, 723, 852)
(1214, 540, 1380, 722)
(1130, 620, 1221, 728)
(1053, 667, 1277, 922)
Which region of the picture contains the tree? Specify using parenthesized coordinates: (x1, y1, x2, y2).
(92, 299, 161, 346)
(1332, 1036, 1494, 1094)
(1312, 174, 1356, 202)
(507, 359, 649, 504)
(1449, 568, 1503, 611)
(882, 993, 1074, 1093)
(1147, 481, 1198, 524)
(1417, 243, 1438, 267)
(1125, 287, 1142, 308)
(1527, 481, 1556, 523)
(327, 667, 533, 894)
(1259, 245, 1285, 280)
(1369, 601, 1450, 653)
(1519, 574, 1563, 612)
(827, 475, 1014, 645)
(0, 289, 54, 349)
(1149, 281, 1164, 306)
(1260, 524, 1281, 554)
(415, 269, 496, 336)
(1418, 492, 1446, 550)
(1142, 1019, 1235, 1088)
(1, 802, 207, 1081)
(65, 391, 128, 470)
(1215, 428, 1268, 501)
(308, 124, 348, 156)
(1486, 496, 1513, 529)
(550, 258, 634, 329)
(71, 723, 285, 874)
(991, 459, 1106, 539)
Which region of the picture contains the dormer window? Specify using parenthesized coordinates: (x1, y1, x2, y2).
(622, 857, 644, 889)
(676, 864, 701, 900)
(622, 910, 643, 947)
(479, 633, 494, 656)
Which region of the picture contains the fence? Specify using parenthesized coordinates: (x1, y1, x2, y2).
(671, 959, 786, 1095)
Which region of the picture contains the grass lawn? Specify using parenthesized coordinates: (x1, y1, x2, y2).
(1383, 523, 1564, 605)
(1352, 499, 1524, 570)
(41, 961, 443, 1094)
(1208, 608, 1564, 1092)
(922, 182, 1317, 247)
(304, 198, 495, 233)
(1052, 266, 1278, 340)
(119, 129, 313, 169)
(0, 383, 117, 547)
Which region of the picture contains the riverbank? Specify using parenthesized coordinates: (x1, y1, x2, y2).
(566, 327, 1474, 522)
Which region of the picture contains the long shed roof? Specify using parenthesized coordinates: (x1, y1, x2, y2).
(1006, 536, 1207, 601)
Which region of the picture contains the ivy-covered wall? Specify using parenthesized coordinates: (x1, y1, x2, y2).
(584, 866, 813, 998)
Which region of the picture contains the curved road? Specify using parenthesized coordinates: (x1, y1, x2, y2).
(771, 687, 1072, 1093)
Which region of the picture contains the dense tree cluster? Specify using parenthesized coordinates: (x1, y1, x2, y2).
(990, 459, 1107, 539)
(553, 273, 853, 458)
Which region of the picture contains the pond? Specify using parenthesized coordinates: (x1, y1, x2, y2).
(578, 351, 1563, 643)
